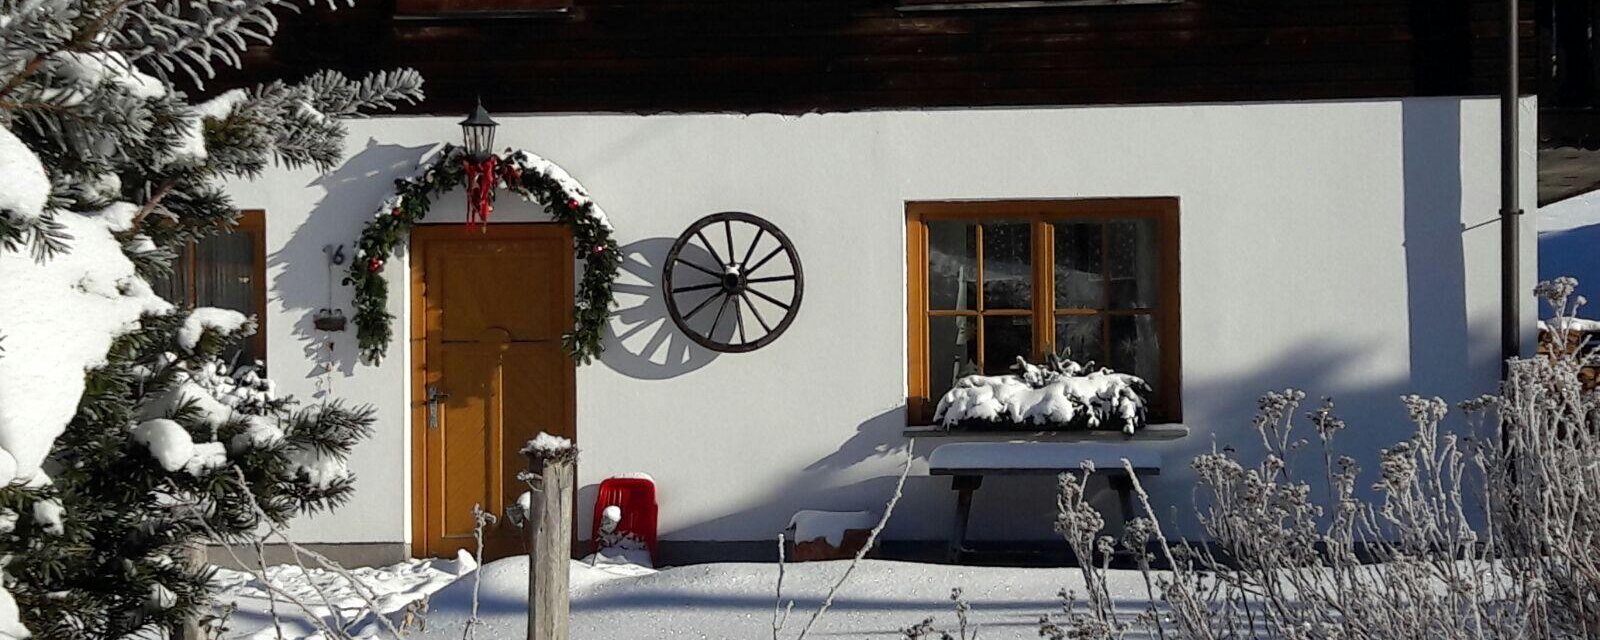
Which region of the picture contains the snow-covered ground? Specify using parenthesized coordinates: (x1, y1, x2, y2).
(210, 552, 476, 639)
(1539, 191, 1600, 316)
(212, 556, 1148, 639)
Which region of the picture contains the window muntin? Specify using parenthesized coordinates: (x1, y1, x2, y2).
(908, 199, 1180, 426)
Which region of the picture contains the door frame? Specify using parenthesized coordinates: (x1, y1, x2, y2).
(408, 223, 577, 557)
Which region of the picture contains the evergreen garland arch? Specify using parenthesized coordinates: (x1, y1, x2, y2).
(345, 145, 620, 365)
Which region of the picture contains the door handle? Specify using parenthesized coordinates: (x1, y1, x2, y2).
(426, 384, 450, 430)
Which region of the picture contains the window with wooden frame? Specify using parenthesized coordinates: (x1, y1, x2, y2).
(153, 210, 268, 370)
(906, 199, 1181, 426)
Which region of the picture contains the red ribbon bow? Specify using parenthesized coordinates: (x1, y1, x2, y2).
(462, 155, 500, 231)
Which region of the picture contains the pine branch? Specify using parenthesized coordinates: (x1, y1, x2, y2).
(129, 178, 179, 232)
(0, 210, 70, 260)
(0, 0, 132, 101)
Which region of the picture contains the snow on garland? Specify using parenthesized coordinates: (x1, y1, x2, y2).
(933, 355, 1152, 434)
(346, 144, 620, 365)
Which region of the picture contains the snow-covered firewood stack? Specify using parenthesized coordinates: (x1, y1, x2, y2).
(1539, 317, 1600, 390)
(1537, 278, 1600, 390)
(932, 355, 1152, 434)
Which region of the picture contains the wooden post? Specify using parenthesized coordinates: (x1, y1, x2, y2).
(181, 542, 207, 640)
(527, 455, 574, 640)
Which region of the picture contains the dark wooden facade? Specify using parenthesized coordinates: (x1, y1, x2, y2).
(212, 0, 1535, 115)
(1537, 0, 1600, 202)
(1542, 0, 1600, 147)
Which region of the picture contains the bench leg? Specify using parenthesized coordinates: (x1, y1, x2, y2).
(948, 475, 982, 563)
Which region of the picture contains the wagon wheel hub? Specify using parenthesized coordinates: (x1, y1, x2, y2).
(721, 266, 744, 293)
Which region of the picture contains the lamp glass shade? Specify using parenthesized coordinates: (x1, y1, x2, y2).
(459, 102, 499, 161)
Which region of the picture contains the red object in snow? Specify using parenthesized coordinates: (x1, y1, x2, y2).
(591, 475, 658, 564)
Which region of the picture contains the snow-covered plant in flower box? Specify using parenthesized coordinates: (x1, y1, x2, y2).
(932, 355, 1152, 434)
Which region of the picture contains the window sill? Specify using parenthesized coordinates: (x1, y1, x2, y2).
(903, 423, 1189, 442)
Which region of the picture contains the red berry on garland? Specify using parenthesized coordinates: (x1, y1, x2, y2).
(567, 198, 581, 210)
(592, 244, 606, 255)
(368, 258, 384, 272)
(390, 207, 403, 218)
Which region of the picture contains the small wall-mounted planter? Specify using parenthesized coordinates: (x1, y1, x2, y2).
(786, 510, 876, 562)
(313, 308, 348, 332)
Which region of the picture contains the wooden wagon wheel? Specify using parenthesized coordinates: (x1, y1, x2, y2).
(662, 212, 803, 353)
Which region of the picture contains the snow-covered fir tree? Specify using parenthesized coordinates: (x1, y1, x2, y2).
(0, 0, 423, 636)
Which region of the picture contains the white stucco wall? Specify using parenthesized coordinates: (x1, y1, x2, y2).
(223, 96, 1538, 548)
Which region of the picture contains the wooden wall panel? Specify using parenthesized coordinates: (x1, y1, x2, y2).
(202, 0, 1537, 114)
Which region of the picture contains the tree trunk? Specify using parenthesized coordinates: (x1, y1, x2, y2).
(527, 458, 573, 640)
(181, 542, 208, 640)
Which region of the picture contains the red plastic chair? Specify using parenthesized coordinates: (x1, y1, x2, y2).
(591, 475, 658, 564)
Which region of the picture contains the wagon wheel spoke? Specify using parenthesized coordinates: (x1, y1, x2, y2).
(710, 293, 733, 335)
(747, 286, 792, 311)
(739, 228, 766, 269)
(672, 282, 723, 294)
(675, 256, 722, 279)
(681, 290, 725, 321)
(734, 297, 747, 344)
(739, 291, 772, 334)
(746, 274, 795, 284)
(724, 220, 737, 266)
(695, 230, 727, 267)
(746, 245, 786, 275)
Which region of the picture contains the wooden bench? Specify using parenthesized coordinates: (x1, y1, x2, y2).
(927, 442, 1162, 562)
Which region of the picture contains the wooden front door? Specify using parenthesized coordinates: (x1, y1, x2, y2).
(411, 224, 575, 560)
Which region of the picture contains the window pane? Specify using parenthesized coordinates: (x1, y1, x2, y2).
(927, 221, 978, 310)
(982, 221, 1032, 310)
(1109, 314, 1160, 394)
(193, 232, 260, 367)
(1053, 221, 1103, 309)
(1107, 218, 1159, 310)
(928, 316, 979, 403)
(982, 315, 1032, 375)
(1055, 315, 1104, 366)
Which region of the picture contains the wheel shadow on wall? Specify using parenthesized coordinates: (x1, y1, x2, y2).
(600, 237, 731, 379)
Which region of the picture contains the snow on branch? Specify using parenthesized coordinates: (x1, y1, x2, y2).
(175, 307, 253, 352)
(0, 127, 49, 223)
(0, 126, 67, 258)
(933, 355, 1151, 434)
(130, 418, 226, 475)
(0, 208, 172, 485)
